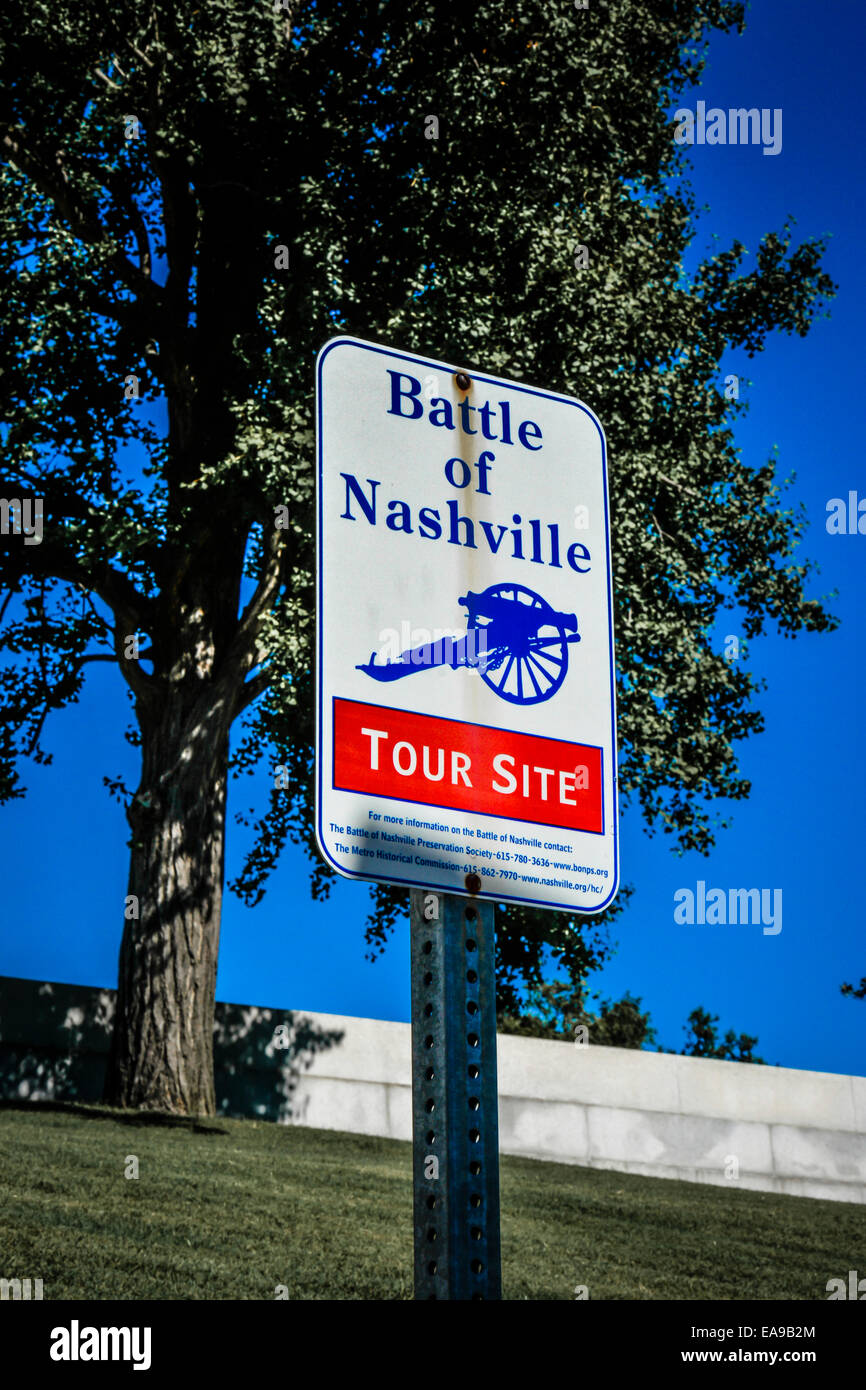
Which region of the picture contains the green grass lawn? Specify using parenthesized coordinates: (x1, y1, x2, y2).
(0, 1102, 862, 1300)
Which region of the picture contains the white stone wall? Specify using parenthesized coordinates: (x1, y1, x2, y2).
(288, 1011, 866, 1204)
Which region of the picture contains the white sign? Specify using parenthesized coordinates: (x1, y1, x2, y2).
(316, 336, 618, 913)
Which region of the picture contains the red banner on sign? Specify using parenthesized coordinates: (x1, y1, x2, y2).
(333, 697, 603, 834)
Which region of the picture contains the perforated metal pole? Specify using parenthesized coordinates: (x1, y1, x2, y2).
(410, 887, 502, 1300)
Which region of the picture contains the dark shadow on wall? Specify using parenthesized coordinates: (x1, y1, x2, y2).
(214, 1002, 344, 1122)
(0, 976, 344, 1121)
(0, 977, 114, 1105)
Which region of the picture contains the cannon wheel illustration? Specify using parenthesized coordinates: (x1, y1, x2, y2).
(468, 582, 575, 706)
(355, 580, 580, 706)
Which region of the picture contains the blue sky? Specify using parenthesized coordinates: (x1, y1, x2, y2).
(1, 0, 864, 1075)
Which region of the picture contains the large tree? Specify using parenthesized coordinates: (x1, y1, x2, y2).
(0, 0, 835, 1113)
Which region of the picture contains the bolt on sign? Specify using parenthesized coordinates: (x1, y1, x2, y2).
(316, 336, 619, 913)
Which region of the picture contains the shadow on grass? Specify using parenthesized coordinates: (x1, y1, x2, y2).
(0, 1097, 230, 1132)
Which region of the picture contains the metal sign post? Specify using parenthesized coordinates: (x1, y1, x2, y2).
(410, 886, 502, 1300)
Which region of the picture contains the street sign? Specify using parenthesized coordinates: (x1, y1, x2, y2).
(316, 335, 618, 913)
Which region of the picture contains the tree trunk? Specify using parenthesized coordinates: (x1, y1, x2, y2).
(105, 695, 230, 1115)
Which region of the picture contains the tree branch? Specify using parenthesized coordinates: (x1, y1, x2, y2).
(109, 618, 162, 704)
(94, 67, 122, 92)
(2, 531, 163, 706)
(124, 37, 155, 69)
(3, 128, 162, 313)
(233, 668, 271, 718)
(658, 471, 701, 500)
(221, 524, 287, 688)
(95, 163, 153, 278)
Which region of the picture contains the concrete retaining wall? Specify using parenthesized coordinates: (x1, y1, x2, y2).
(2, 975, 864, 1203)
(286, 1011, 866, 1204)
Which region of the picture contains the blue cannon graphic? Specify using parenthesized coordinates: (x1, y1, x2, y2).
(356, 582, 581, 706)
